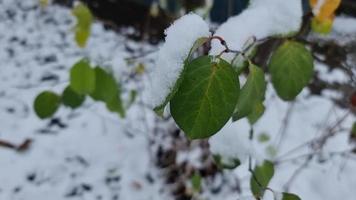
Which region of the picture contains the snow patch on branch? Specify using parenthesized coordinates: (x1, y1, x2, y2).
(149, 13, 210, 108)
(210, 0, 303, 61)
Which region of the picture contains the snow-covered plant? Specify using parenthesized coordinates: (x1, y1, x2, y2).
(147, 0, 334, 199)
(151, 1, 313, 140)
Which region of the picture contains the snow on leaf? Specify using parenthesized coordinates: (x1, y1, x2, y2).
(210, 0, 303, 61)
(150, 13, 210, 111)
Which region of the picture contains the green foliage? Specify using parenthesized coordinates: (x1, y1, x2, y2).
(72, 3, 92, 47)
(34, 91, 61, 119)
(213, 154, 241, 170)
(191, 172, 202, 192)
(233, 63, 266, 121)
(350, 122, 356, 142)
(34, 59, 125, 120)
(282, 192, 301, 200)
(247, 101, 265, 125)
(106, 93, 126, 118)
(170, 56, 239, 139)
(90, 67, 118, 102)
(62, 86, 85, 109)
(70, 59, 96, 95)
(250, 160, 275, 198)
(258, 133, 270, 143)
(269, 41, 314, 101)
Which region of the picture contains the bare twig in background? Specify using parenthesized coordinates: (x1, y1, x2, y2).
(0, 138, 32, 152)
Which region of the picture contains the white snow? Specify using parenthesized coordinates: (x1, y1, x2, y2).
(0, 0, 355, 200)
(209, 120, 254, 165)
(333, 16, 356, 35)
(149, 13, 210, 108)
(210, 0, 303, 61)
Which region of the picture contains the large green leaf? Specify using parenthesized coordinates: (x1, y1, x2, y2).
(62, 86, 85, 109)
(269, 41, 314, 101)
(34, 91, 61, 119)
(153, 37, 210, 115)
(70, 59, 96, 95)
(170, 56, 239, 139)
(90, 67, 118, 102)
(282, 192, 301, 200)
(250, 160, 275, 198)
(72, 3, 92, 47)
(233, 63, 266, 121)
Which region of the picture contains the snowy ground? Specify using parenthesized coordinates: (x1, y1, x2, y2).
(0, 0, 355, 200)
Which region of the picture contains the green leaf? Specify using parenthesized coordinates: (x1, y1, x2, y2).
(247, 101, 265, 125)
(153, 37, 210, 115)
(213, 154, 241, 170)
(34, 91, 61, 119)
(250, 160, 275, 198)
(282, 192, 301, 200)
(186, 37, 209, 62)
(62, 86, 85, 109)
(75, 27, 90, 48)
(191, 172, 202, 192)
(350, 122, 356, 142)
(268, 41, 314, 101)
(106, 94, 125, 118)
(127, 90, 137, 108)
(90, 67, 118, 102)
(257, 133, 270, 143)
(170, 56, 239, 139)
(233, 63, 266, 121)
(70, 59, 96, 95)
(72, 3, 92, 47)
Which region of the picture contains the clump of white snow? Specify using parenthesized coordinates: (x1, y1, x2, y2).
(210, 0, 303, 61)
(333, 16, 356, 35)
(149, 13, 210, 108)
(209, 120, 253, 165)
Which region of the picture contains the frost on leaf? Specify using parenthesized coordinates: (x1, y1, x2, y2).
(210, 0, 303, 61)
(149, 13, 210, 113)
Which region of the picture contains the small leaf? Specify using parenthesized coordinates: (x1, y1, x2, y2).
(70, 59, 96, 95)
(269, 41, 314, 101)
(34, 91, 61, 119)
(311, 17, 333, 34)
(191, 172, 202, 192)
(213, 154, 241, 170)
(75, 27, 90, 48)
(39, 0, 48, 7)
(250, 160, 275, 198)
(247, 101, 265, 125)
(258, 133, 270, 143)
(127, 90, 137, 108)
(62, 86, 85, 109)
(233, 63, 266, 121)
(106, 94, 125, 118)
(170, 56, 239, 139)
(72, 3, 92, 47)
(90, 67, 118, 102)
(153, 37, 210, 115)
(186, 37, 210, 62)
(282, 192, 301, 200)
